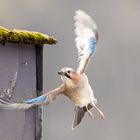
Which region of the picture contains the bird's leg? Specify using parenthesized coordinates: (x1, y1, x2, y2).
(93, 104, 105, 119)
(85, 106, 93, 118)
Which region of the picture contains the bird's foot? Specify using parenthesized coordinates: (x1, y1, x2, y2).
(87, 110, 93, 118)
(99, 110, 105, 120)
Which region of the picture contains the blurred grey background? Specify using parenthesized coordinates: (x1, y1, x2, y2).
(0, 0, 140, 140)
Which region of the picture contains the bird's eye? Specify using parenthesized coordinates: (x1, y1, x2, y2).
(67, 70, 71, 74)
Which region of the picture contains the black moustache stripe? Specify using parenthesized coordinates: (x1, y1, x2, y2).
(64, 73, 71, 79)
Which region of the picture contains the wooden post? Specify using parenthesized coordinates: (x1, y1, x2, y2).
(0, 26, 57, 140)
(35, 45, 43, 140)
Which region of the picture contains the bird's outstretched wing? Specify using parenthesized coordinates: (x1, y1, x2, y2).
(0, 97, 34, 110)
(44, 84, 65, 105)
(74, 10, 98, 74)
(0, 84, 65, 110)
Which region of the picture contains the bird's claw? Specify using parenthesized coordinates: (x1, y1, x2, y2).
(99, 110, 105, 120)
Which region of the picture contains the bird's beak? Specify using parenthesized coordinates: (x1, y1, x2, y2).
(58, 71, 64, 75)
(58, 71, 71, 79)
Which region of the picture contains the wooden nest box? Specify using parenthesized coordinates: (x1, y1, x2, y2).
(0, 26, 57, 140)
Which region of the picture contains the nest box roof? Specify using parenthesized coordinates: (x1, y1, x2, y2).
(0, 26, 57, 46)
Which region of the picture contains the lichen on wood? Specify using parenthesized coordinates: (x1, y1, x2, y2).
(0, 72, 17, 100)
(0, 26, 57, 46)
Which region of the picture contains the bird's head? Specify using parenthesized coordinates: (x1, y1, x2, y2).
(58, 67, 79, 87)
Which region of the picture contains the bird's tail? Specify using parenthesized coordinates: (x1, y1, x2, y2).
(72, 106, 90, 129)
(72, 103, 105, 129)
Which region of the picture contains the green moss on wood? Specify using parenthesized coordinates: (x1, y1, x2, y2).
(0, 26, 57, 46)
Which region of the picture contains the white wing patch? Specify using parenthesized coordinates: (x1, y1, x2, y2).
(74, 10, 98, 74)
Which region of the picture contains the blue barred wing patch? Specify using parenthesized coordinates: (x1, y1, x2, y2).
(88, 37, 96, 56)
(25, 95, 48, 104)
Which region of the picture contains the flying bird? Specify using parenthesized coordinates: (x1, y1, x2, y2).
(0, 10, 105, 129)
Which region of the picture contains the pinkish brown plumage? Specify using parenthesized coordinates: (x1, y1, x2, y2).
(0, 10, 105, 129)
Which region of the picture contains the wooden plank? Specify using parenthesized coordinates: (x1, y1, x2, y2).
(17, 44, 36, 140)
(0, 43, 36, 140)
(35, 45, 43, 140)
